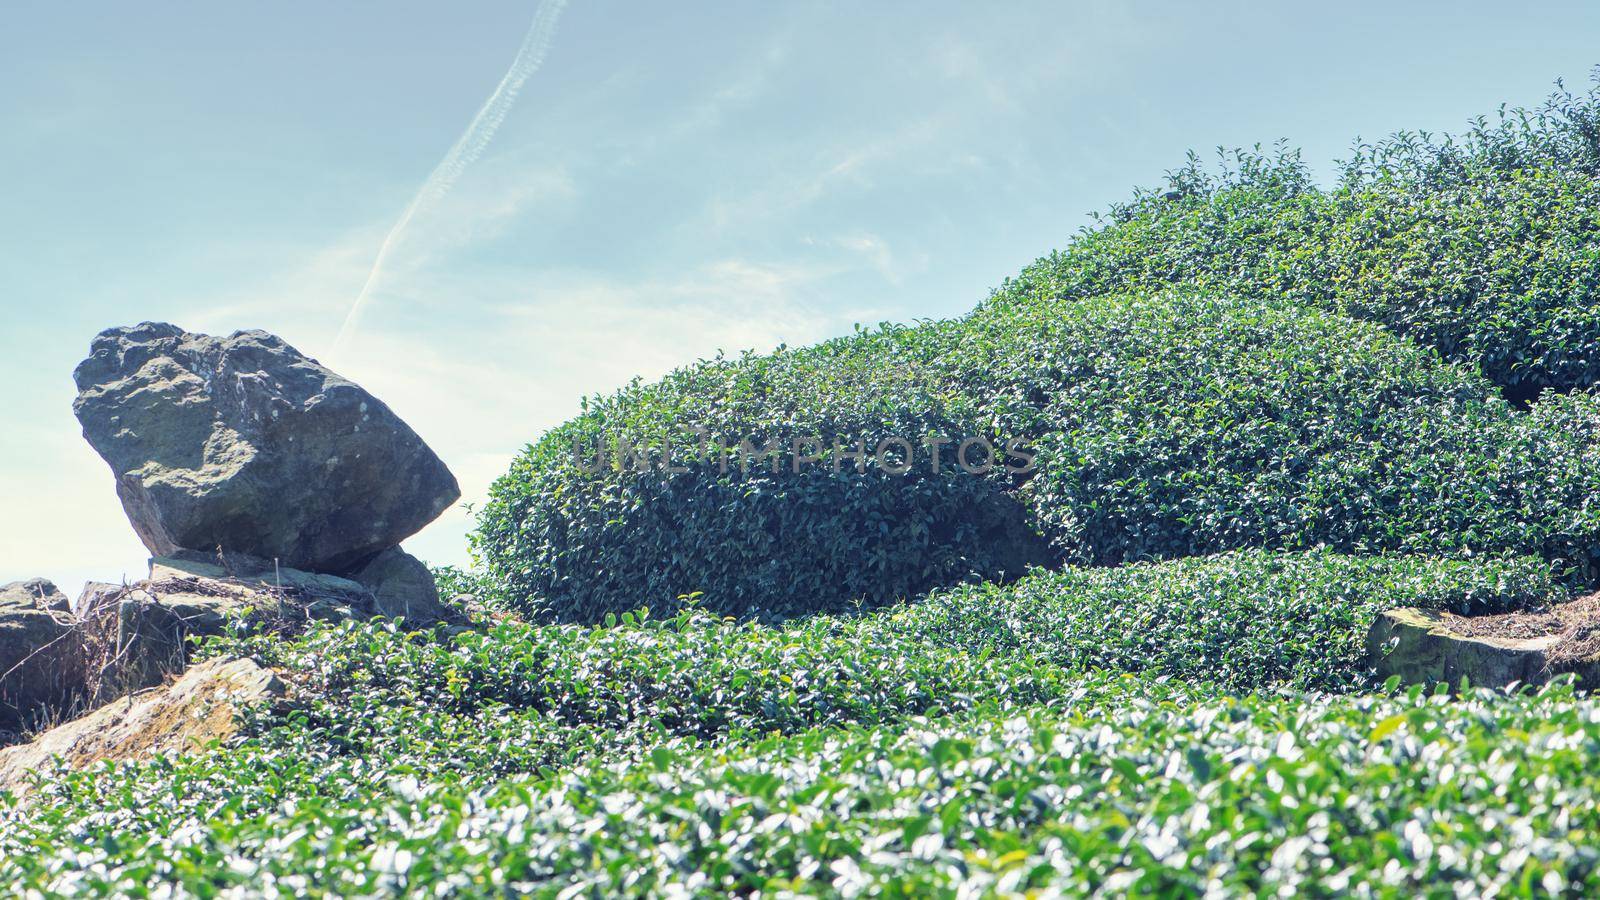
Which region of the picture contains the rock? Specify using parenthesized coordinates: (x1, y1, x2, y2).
(150, 549, 369, 598)
(70, 550, 447, 701)
(74, 581, 123, 618)
(1367, 607, 1600, 690)
(73, 323, 459, 574)
(84, 584, 259, 701)
(152, 549, 446, 624)
(0, 581, 83, 736)
(0, 580, 70, 615)
(0, 657, 282, 796)
(89, 555, 384, 699)
(349, 547, 446, 623)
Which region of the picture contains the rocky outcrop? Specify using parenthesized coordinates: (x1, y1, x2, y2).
(80, 551, 412, 700)
(0, 657, 282, 796)
(3, 580, 71, 615)
(149, 548, 372, 602)
(1367, 604, 1600, 690)
(8, 548, 441, 726)
(73, 323, 459, 574)
(146, 547, 444, 623)
(0, 580, 83, 736)
(0, 323, 463, 766)
(73, 582, 121, 618)
(0, 553, 413, 743)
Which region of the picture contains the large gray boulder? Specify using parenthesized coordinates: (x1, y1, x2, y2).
(73, 323, 459, 574)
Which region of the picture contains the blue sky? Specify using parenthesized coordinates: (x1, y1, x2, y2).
(6, 1, 1600, 593)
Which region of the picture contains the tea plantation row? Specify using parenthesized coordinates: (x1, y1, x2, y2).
(0, 550, 1569, 895)
(8, 677, 1600, 896)
(222, 549, 1559, 784)
(992, 81, 1600, 401)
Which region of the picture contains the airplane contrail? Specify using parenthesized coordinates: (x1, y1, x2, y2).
(332, 0, 570, 353)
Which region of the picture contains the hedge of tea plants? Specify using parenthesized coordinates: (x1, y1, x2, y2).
(477, 286, 1600, 618)
(472, 79, 1600, 621)
(904, 549, 1560, 692)
(0, 548, 1574, 895)
(953, 290, 1562, 568)
(471, 322, 1049, 622)
(167, 549, 1557, 788)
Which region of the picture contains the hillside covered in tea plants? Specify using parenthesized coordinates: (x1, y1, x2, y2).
(11, 79, 1600, 897)
(474, 82, 1600, 623)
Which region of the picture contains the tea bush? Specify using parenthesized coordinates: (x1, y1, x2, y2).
(473, 83, 1600, 619)
(960, 291, 1528, 567)
(906, 549, 1559, 692)
(477, 78, 1600, 619)
(0, 550, 1566, 894)
(473, 322, 1046, 622)
(478, 284, 1600, 617)
(994, 81, 1600, 403)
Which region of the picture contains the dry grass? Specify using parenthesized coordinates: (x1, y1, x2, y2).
(1441, 592, 1600, 670)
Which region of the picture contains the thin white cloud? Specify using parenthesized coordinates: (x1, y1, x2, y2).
(333, 0, 572, 354)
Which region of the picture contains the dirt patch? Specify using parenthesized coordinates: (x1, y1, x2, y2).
(0, 657, 284, 796)
(1439, 592, 1600, 672)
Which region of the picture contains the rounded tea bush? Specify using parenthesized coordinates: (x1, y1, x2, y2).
(474, 323, 1050, 622)
(957, 291, 1506, 564)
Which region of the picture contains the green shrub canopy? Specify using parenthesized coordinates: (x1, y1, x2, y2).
(17, 684, 1600, 895)
(992, 82, 1600, 401)
(907, 549, 1558, 692)
(473, 324, 1049, 621)
(251, 552, 1564, 758)
(477, 286, 1600, 618)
